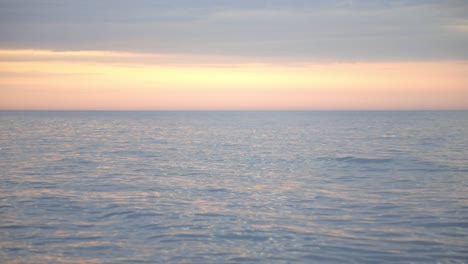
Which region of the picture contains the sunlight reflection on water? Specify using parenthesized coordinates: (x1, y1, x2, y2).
(1, 111, 467, 263)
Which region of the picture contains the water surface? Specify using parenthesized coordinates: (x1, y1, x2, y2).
(1, 111, 467, 263)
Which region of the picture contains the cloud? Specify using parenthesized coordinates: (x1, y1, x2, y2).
(0, 0, 467, 61)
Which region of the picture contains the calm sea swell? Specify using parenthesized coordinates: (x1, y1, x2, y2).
(0, 111, 467, 263)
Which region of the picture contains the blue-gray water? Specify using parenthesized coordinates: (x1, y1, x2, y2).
(1, 111, 467, 263)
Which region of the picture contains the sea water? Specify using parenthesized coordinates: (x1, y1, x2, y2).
(0, 111, 467, 263)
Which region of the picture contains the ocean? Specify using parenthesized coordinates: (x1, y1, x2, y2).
(1, 111, 467, 263)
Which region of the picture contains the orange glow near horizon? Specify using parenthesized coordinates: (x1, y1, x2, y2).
(1, 49, 467, 110)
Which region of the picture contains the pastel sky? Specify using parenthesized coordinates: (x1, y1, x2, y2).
(1, 0, 467, 110)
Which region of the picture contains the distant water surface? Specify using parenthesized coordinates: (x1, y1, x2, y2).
(1, 111, 467, 263)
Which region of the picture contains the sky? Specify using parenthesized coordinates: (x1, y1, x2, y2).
(1, 0, 467, 110)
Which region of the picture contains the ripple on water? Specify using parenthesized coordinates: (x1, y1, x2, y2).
(1, 111, 467, 263)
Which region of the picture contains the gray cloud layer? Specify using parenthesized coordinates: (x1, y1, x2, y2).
(1, 0, 467, 61)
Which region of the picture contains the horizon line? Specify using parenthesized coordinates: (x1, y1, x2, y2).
(1, 109, 467, 112)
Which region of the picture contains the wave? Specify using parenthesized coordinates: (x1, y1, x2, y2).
(335, 156, 394, 164)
